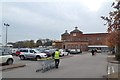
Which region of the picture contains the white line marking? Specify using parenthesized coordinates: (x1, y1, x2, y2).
(111, 66, 115, 73)
(108, 67, 111, 75)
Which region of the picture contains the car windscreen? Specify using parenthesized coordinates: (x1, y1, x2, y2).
(32, 49, 40, 53)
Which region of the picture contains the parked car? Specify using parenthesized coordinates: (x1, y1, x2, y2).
(0, 47, 14, 65)
(88, 49, 101, 53)
(59, 49, 69, 57)
(69, 49, 82, 54)
(42, 49, 56, 57)
(19, 48, 47, 60)
(11, 48, 18, 56)
(15, 50, 21, 56)
(96, 49, 102, 53)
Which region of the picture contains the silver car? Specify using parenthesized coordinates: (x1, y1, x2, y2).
(19, 48, 47, 61)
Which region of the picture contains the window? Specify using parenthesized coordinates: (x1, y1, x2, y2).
(30, 50, 34, 53)
(20, 50, 28, 53)
(97, 37, 100, 40)
(86, 37, 88, 40)
(73, 33, 76, 36)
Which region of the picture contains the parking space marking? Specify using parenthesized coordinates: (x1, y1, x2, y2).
(111, 66, 115, 73)
(108, 66, 111, 75)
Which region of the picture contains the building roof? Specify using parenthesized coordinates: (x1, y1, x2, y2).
(88, 45, 108, 47)
(84, 33, 108, 35)
(70, 27, 83, 34)
(61, 30, 69, 36)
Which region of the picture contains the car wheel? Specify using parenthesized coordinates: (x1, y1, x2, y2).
(35, 56, 41, 61)
(6, 59, 13, 65)
(20, 55, 25, 60)
(62, 54, 64, 56)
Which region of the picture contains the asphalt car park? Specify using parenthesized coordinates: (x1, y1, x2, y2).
(2, 52, 109, 78)
(1, 53, 73, 71)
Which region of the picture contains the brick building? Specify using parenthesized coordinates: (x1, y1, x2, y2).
(52, 40, 63, 49)
(61, 27, 108, 51)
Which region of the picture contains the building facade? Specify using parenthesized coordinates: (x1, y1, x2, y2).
(61, 27, 108, 51)
(52, 40, 63, 49)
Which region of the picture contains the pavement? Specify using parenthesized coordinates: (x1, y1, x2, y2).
(106, 54, 120, 79)
(2, 53, 108, 78)
(1, 63, 26, 71)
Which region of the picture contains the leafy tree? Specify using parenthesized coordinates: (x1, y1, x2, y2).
(101, 1, 120, 60)
(29, 40, 35, 48)
(106, 31, 119, 47)
(12, 40, 35, 48)
(24, 40, 35, 48)
(14, 41, 25, 48)
(36, 40, 42, 47)
(44, 41, 52, 46)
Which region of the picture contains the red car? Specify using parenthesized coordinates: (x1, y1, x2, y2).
(15, 51, 21, 56)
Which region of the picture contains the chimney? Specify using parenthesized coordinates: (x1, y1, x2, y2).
(75, 26, 78, 30)
(65, 30, 68, 33)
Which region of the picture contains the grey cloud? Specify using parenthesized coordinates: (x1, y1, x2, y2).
(2, 1, 113, 43)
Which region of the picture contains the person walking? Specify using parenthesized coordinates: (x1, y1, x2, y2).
(53, 49, 60, 69)
(91, 49, 95, 56)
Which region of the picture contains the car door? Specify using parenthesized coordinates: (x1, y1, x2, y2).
(0, 55, 7, 64)
(0, 51, 10, 64)
(63, 50, 68, 55)
(22, 49, 30, 58)
(29, 50, 36, 58)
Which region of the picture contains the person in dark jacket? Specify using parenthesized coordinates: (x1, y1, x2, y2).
(91, 49, 95, 56)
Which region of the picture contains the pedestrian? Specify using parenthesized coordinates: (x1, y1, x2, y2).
(52, 49, 60, 69)
(91, 49, 95, 56)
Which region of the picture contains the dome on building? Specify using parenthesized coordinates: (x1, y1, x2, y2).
(61, 30, 69, 36)
(70, 27, 83, 34)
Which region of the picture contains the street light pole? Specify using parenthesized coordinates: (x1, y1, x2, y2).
(4, 23, 10, 47)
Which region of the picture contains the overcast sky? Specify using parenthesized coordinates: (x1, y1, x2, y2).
(0, 0, 114, 44)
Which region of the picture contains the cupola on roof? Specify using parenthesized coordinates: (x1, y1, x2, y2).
(61, 30, 69, 36)
(70, 27, 83, 34)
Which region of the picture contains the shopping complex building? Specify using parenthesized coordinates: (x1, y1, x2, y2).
(53, 27, 109, 51)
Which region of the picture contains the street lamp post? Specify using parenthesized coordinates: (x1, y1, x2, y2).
(4, 23, 10, 47)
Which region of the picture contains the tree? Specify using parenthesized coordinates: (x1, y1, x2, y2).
(36, 40, 42, 47)
(29, 40, 35, 48)
(14, 41, 25, 48)
(12, 40, 35, 48)
(106, 31, 119, 47)
(101, 1, 120, 60)
(24, 40, 35, 48)
(44, 41, 52, 46)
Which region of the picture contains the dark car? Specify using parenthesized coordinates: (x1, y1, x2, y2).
(42, 50, 52, 57)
